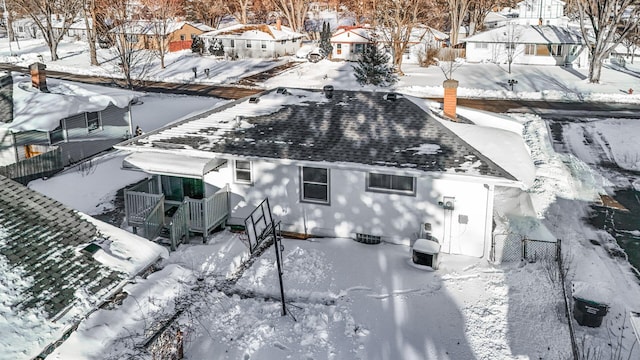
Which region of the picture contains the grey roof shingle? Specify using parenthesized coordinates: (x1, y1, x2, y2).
(129, 90, 514, 180)
(0, 175, 125, 319)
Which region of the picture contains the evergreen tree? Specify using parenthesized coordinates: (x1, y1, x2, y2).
(319, 22, 333, 58)
(209, 39, 225, 56)
(191, 37, 204, 54)
(352, 43, 398, 87)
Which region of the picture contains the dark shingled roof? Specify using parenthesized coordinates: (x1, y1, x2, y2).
(0, 175, 125, 319)
(127, 89, 515, 180)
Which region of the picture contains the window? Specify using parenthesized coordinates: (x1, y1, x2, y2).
(354, 43, 365, 54)
(366, 173, 415, 195)
(281, 39, 286, 45)
(246, 40, 252, 48)
(234, 160, 252, 184)
(476, 42, 488, 49)
(336, 43, 342, 54)
(180, 34, 186, 41)
(301, 167, 329, 204)
(49, 123, 65, 144)
(524, 44, 536, 55)
(229, 39, 235, 48)
(261, 40, 267, 49)
(126, 34, 138, 43)
(550, 45, 562, 56)
(86, 112, 101, 132)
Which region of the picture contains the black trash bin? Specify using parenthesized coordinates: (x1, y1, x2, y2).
(573, 297, 609, 327)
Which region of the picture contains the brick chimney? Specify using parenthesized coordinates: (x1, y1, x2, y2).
(443, 79, 458, 120)
(29, 62, 48, 92)
(276, 18, 282, 31)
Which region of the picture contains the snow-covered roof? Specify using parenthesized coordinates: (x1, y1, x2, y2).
(200, 24, 305, 41)
(484, 12, 508, 23)
(1, 73, 139, 132)
(0, 175, 167, 360)
(116, 89, 524, 183)
(110, 20, 202, 36)
(463, 24, 584, 44)
(331, 26, 375, 43)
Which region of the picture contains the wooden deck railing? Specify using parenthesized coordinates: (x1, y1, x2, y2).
(124, 190, 164, 226)
(169, 201, 189, 251)
(123, 183, 229, 249)
(143, 199, 165, 240)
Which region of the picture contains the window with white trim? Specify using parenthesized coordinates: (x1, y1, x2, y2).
(366, 173, 415, 195)
(234, 160, 252, 184)
(246, 40, 252, 48)
(261, 40, 267, 49)
(301, 167, 329, 204)
(229, 39, 235, 48)
(86, 112, 101, 132)
(476, 42, 488, 49)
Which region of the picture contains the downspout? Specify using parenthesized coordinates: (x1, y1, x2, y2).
(483, 183, 494, 260)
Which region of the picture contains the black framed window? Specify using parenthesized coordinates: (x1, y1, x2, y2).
(86, 112, 101, 132)
(301, 167, 329, 204)
(367, 173, 415, 195)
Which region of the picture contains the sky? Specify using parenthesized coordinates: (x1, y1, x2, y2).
(2, 38, 640, 359)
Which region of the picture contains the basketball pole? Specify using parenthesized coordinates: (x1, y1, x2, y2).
(273, 227, 287, 316)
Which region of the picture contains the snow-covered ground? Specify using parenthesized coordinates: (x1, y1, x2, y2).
(3, 38, 640, 358)
(25, 93, 638, 360)
(1, 37, 640, 104)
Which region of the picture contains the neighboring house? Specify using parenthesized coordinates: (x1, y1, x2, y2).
(462, 24, 588, 67)
(52, 18, 93, 41)
(483, 12, 509, 30)
(12, 17, 40, 39)
(512, 0, 569, 26)
(0, 174, 166, 360)
(0, 66, 138, 183)
(115, 88, 535, 259)
(330, 26, 375, 61)
(109, 20, 208, 52)
(385, 25, 449, 64)
(199, 21, 305, 59)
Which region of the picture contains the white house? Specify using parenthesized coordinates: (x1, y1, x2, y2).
(511, 0, 569, 26)
(11, 17, 40, 39)
(330, 26, 375, 61)
(199, 22, 305, 59)
(390, 25, 449, 64)
(462, 24, 588, 67)
(115, 89, 535, 260)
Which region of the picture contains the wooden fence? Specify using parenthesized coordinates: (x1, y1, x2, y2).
(0, 147, 63, 184)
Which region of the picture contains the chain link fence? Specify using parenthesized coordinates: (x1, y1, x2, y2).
(492, 233, 560, 263)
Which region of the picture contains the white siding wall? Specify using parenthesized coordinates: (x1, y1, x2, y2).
(466, 42, 587, 66)
(213, 38, 301, 59)
(205, 159, 494, 258)
(0, 129, 16, 166)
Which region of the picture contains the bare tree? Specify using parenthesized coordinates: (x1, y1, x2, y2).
(374, 0, 436, 75)
(269, 0, 309, 33)
(105, 2, 153, 88)
(184, 0, 226, 28)
(225, 0, 251, 24)
(468, 0, 513, 36)
(446, 0, 470, 46)
(619, 22, 640, 64)
(438, 47, 463, 79)
(576, 0, 640, 83)
(141, 0, 183, 69)
(503, 22, 522, 73)
(13, 0, 84, 61)
(82, 0, 99, 65)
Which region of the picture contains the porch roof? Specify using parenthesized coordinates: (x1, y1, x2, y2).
(124, 151, 225, 178)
